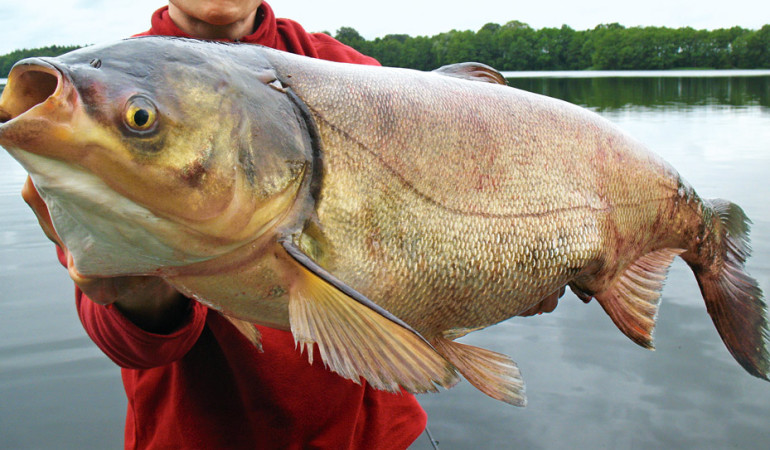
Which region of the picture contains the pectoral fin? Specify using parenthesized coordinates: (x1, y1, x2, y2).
(281, 240, 460, 393)
(595, 248, 686, 348)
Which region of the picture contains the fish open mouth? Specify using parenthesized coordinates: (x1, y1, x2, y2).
(0, 59, 63, 124)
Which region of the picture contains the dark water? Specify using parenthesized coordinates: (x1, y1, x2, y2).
(1, 74, 769, 449)
(508, 74, 770, 111)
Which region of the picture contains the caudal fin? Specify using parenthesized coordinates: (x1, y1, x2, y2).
(693, 199, 770, 380)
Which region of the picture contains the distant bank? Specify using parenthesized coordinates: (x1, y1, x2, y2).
(501, 69, 770, 78)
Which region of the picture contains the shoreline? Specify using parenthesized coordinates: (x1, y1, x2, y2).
(501, 69, 770, 78)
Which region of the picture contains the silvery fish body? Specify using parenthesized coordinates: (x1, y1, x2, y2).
(0, 37, 766, 406)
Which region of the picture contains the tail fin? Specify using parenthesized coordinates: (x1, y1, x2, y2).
(693, 199, 770, 380)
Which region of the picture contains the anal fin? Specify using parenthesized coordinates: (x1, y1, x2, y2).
(595, 248, 685, 348)
(433, 337, 526, 407)
(283, 241, 460, 394)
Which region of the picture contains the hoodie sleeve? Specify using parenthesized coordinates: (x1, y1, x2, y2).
(60, 246, 207, 369)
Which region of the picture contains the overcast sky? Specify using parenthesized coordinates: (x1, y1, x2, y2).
(1, 0, 768, 56)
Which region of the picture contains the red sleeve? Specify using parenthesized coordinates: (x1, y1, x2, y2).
(60, 246, 208, 369)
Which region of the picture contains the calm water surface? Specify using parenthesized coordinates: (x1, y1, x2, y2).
(1, 73, 769, 449)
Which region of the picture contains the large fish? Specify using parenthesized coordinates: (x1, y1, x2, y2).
(0, 37, 767, 406)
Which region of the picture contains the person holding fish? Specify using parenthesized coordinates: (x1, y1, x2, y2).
(20, 1, 427, 449)
(7, 0, 768, 446)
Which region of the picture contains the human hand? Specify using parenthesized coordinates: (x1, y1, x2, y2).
(66, 247, 188, 332)
(21, 175, 64, 248)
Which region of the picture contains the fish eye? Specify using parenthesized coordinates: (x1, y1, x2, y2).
(123, 95, 158, 133)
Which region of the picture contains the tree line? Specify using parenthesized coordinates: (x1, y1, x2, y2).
(2, 23, 769, 78)
(334, 22, 770, 71)
(1, 45, 81, 78)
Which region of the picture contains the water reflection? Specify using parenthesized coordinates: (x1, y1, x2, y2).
(1, 73, 769, 449)
(508, 76, 770, 110)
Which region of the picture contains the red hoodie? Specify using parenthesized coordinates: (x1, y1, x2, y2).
(73, 4, 426, 449)
(133, 3, 380, 66)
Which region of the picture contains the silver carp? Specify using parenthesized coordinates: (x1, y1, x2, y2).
(0, 37, 767, 406)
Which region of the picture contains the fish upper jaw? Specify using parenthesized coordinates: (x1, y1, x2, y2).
(0, 57, 77, 155)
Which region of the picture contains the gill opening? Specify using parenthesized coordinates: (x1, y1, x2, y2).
(0, 61, 62, 123)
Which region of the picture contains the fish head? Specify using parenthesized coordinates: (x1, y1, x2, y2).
(0, 37, 313, 276)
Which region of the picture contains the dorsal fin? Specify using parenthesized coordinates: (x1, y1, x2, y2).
(433, 62, 507, 85)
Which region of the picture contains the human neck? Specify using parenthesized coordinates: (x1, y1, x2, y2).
(167, 4, 258, 41)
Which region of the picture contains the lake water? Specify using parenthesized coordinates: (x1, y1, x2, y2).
(1, 73, 769, 449)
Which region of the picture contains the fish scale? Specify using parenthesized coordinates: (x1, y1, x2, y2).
(0, 37, 767, 406)
(300, 69, 632, 330)
(315, 115, 601, 332)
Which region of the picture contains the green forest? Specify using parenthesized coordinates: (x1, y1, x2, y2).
(0, 45, 81, 78)
(2, 23, 769, 77)
(335, 23, 770, 71)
